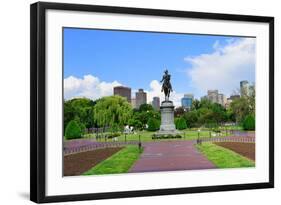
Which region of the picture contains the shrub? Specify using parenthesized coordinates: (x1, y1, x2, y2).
(175, 117, 187, 130)
(147, 118, 160, 131)
(65, 120, 82, 140)
(243, 115, 255, 130)
(107, 132, 121, 139)
(152, 134, 182, 139)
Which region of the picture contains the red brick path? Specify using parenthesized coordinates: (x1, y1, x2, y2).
(129, 141, 215, 173)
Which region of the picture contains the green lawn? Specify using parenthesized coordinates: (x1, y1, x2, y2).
(84, 129, 230, 142)
(83, 145, 143, 175)
(196, 142, 255, 168)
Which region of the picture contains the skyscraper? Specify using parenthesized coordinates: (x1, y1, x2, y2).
(240, 80, 249, 97)
(218, 93, 225, 106)
(204, 90, 225, 106)
(113, 86, 131, 102)
(136, 89, 147, 108)
(181, 94, 194, 110)
(152, 97, 160, 110)
(131, 98, 136, 109)
(207, 90, 219, 103)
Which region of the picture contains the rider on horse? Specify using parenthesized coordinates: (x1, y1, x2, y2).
(160, 69, 173, 100)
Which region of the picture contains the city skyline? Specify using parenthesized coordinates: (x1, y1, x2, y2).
(66, 79, 253, 108)
(64, 28, 256, 106)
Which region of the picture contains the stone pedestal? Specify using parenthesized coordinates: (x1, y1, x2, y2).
(156, 100, 180, 136)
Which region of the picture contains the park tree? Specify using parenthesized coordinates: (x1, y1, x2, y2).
(138, 103, 154, 112)
(64, 100, 75, 130)
(191, 99, 200, 110)
(242, 115, 255, 130)
(147, 118, 160, 131)
(128, 118, 143, 130)
(93, 96, 132, 130)
(184, 110, 198, 128)
(200, 98, 213, 109)
(175, 117, 187, 130)
(64, 98, 96, 131)
(197, 108, 214, 125)
(65, 120, 83, 140)
(211, 103, 227, 124)
(230, 97, 251, 123)
(229, 84, 255, 124)
(247, 85, 256, 116)
(132, 105, 160, 130)
(174, 106, 185, 117)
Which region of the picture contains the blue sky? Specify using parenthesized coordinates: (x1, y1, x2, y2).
(64, 28, 255, 105)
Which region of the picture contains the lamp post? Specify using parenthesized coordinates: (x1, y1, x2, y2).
(138, 134, 142, 152)
(197, 129, 201, 144)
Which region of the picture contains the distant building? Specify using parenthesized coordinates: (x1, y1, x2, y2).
(218, 93, 225, 106)
(225, 98, 233, 109)
(203, 90, 225, 106)
(225, 95, 241, 108)
(113, 86, 131, 102)
(152, 97, 160, 110)
(136, 89, 147, 108)
(181, 94, 194, 110)
(131, 98, 136, 109)
(240, 80, 249, 97)
(249, 84, 255, 96)
(207, 90, 219, 103)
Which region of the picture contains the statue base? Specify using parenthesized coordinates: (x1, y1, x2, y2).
(155, 100, 181, 136)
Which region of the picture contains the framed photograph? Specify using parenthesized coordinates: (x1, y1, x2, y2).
(30, 2, 274, 203)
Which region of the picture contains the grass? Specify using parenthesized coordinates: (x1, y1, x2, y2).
(196, 142, 255, 168)
(83, 145, 143, 175)
(84, 129, 231, 142)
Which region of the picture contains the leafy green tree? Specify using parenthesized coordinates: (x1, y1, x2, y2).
(174, 106, 185, 117)
(64, 98, 96, 131)
(93, 96, 132, 128)
(109, 123, 120, 133)
(139, 103, 154, 112)
(230, 97, 250, 123)
(211, 103, 227, 123)
(184, 110, 198, 128)
(128, 118, 142, 130)
(65, 120, 83, 139)
(230, 85, 255, 123)
(242, 115, 255, 130)
(147, 118, 160, 131)
(64, 100, 75, 131)
(132, 107, 160, 130)
(197, 108, 214, 125)
(245, 85, 256, 117)
(200, 98, 213, 109)
(175, 117, 187, 130)
(191, 99, 200, 110)
(226, 109, 236, 122)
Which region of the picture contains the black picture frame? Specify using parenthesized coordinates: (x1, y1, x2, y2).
(30, 1, 274, 203)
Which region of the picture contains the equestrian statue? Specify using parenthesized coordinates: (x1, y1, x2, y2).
(160, 69, 173, 101)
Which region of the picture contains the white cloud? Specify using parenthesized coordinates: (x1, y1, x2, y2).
(64, 75, 121, 100)
(64, 75, 183, 106)
(145, 80, 183, 107)
(185, 38, 255, 98)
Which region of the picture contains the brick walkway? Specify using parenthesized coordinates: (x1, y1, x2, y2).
(129, 141, 215, 173)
